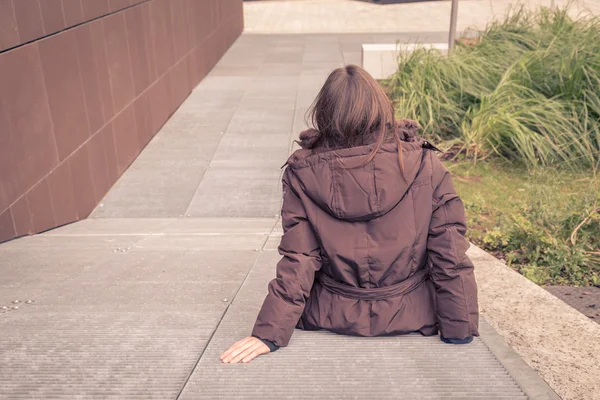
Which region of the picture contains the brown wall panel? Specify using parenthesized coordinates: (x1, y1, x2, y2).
(0, 43, 58, 212)
(0, 0, 20, 50)
(81, 0, 110, 22)
(169, 60, 191, 111)
(39, 0, 67, 34)
(147, 75, 173, 135)
(13, 0, 45, 43)
(124, 5, 153, 96)
(62, 0, 85, 26)
(99, 123, 120, 184)
(103, 12, 135, 112)
(10, 196, 33, 238)
(0, 0, 244, 242)
(112, 105, 140, 175)
(27, 179, 56, 233)
(133, 93, 153, 149)
(108, 0, 132, 13)
(47, 161, 78, 227)
(0, 209, 16, 243)
(87, 131, 112, 199)
(75, 24, 107, 134)
(149, 0, 176, 77)
(38, 29, 91, 161)
(68, 143, 97, 219)
(0, 0, 154, 52)
(89, 19, 116, 122)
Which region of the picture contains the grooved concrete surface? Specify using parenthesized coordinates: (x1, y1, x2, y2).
(179, 251, 527, 400)
(0, 33, 550, 399)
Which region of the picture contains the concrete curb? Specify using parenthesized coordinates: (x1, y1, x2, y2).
(469, 244, 600, 400)
(480, 318, 561, 400)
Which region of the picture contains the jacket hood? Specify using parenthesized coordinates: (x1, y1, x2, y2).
(285, 120, 428, 221)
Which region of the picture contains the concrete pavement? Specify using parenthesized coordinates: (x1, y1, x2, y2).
(0, 33, 560, 399)
(244, 0, 600, 34)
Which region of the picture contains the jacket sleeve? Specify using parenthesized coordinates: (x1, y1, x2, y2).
(427, 152, 479, 339)
(252, 169, 322, 347)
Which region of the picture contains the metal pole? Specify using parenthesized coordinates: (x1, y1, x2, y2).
(448, 0, 459, 53)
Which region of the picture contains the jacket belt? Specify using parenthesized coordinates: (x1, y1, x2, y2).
(316, 267, 429, 301)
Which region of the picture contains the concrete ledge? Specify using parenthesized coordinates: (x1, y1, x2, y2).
(362, 43, 448, 79)
(479, 319, 560, 400)
(469, 244, 600, 400)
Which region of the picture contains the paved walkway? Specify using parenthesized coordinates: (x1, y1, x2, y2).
(244, 0, 600, 34)
(0, 32, 560, 400)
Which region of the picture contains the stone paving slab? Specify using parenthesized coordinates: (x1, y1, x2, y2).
(91, 124, 225, 219)
(159, 218, 277, 234)
(0, 311, 209, 400)
(180, 89, 245, 110)
(0, 249, 109, 306)
(210, 134, 291, 169)
(185, 168, 284, 218)
(29, 281, 238, 313)
(44, 218, 176, 236)
(237, 95, 297, 111)
(0, 234, 145, 252)
(63, 250, 258, 285)
(44, 218, 278, 237)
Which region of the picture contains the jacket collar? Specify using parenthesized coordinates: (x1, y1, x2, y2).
(297, 119, 421, 151)
(284, 119, 425, 169)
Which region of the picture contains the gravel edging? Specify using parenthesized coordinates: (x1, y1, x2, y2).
(469, 244, 600, 400)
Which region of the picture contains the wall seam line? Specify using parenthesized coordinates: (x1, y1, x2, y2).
(35, 0, 48, 37)
(120, 10, 139, 173)
(59, 0, 67, 31)
(33, 43, 62, 183)
(9, 0, 22, 43)
(101, 16, 118, 125)
(74, 23, 98, 203)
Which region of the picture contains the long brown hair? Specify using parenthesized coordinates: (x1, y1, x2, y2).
(306, 64, 404, 174)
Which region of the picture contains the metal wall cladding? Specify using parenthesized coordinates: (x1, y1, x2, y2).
(0, 0, 244, 242)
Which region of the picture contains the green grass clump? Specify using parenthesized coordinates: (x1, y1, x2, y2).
(450, 160, 600, 286)
(385, 4, 600, 286)
(386, 4, 600, 170)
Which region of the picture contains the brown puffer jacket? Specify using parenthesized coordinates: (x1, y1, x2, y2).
(252, 120, 479, 347)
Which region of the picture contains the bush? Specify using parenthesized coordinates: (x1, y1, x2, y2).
(386, 5, 600, 170)
(386, 4, 600, 286)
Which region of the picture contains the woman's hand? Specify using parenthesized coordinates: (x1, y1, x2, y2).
(220, 336, 270, 363)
